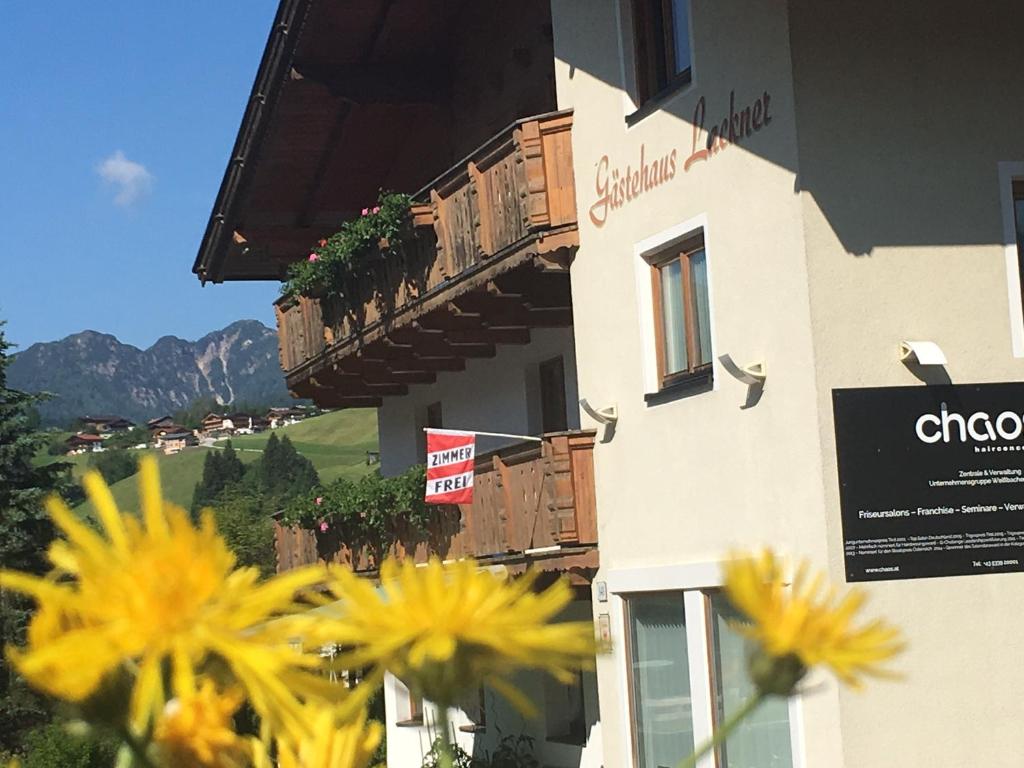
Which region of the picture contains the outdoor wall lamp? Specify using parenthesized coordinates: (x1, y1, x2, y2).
(718, 353, 766, 409)
(579, 398, 618, 426)
(899, 340, 947, 366)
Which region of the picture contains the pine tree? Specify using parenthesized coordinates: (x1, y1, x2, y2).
(0, 321, 66, 752)
(191, 441, 246, 515)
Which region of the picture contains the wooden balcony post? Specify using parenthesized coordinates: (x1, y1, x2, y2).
(516, 118, 551, 231)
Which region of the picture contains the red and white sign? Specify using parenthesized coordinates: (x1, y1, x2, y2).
(425, 429, 476, 504)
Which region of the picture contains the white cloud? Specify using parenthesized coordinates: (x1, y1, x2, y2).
(96, 150, 153, 206)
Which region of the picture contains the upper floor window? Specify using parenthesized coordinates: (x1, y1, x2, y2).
(1014, 180, 1024, 291)
(631, 0, 693, 106)
(650, 234, 712, 391)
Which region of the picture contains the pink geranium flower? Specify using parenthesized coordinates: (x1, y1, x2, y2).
(315, 497, 323, 505)
(372, 206, 380, 214)
(308, 253, 319, 262)
(319, 521, 329, 532)
(361, 207, 370, 216)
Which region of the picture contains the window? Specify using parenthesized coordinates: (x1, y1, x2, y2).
(539, 356, 568, 433)
(650, 234, 712, 390)
(1014, 181, 1024, 301)
(416, 401, 444, 459)
(624, 591, 794, 768)
(545, 669, 587, 745)
(626, 594, 694, 767)
(631, 0, 692, 106)
(395, 678, 424, 727)
(458, 687, 487, 733)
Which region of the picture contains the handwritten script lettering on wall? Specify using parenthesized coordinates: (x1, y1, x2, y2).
(588, 89, 773, 228)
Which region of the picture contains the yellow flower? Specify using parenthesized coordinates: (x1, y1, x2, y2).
(724, 550, 904, 690)
(275, 707, 382, 768)
(323, 557, 596, 712)
(0, 457, 348, 740)
(153, 678, 248, 768)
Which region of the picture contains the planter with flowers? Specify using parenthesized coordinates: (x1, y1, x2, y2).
(280, 191, 414, 303)
(282, 464, 432, 568)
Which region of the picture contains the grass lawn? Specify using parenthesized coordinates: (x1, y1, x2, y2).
(228, 408, 379, 484)
(37, 408, 380, 518)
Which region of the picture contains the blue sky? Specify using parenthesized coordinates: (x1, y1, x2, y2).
(0, 2, 281, 351)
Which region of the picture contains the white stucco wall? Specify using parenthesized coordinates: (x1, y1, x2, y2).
(551, 1, 1024, 767)
(376, 327, 581, 476)
(551, 1, 839, 765)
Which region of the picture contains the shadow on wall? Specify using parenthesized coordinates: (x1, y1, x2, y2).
(555, 0, 1023, 257)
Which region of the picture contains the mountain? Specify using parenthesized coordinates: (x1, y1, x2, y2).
(9, 320, 293, 426)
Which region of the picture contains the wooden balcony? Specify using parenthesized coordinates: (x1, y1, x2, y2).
(273, 431, 598, 578)
(274, 110, 578, 408)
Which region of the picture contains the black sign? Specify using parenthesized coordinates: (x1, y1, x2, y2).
(833, 383, 1024, 582)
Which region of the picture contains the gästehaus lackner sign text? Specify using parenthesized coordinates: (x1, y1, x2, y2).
(833, 383, 1024, 582)
(588, 89, 773, 227)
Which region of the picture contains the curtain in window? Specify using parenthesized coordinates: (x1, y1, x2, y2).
(710, 594, 793, 768)
(660, 260, 688, 373)
(628, 594, 694, 768)
(690, 249, 712, 366)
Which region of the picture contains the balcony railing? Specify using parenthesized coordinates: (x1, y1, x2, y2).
(274, 110, 578, 408)
(273, 430, 598, 575)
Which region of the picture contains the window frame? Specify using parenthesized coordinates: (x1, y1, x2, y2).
(628, 0, 694, 112)
(998, 162, 1024, 357)
(611, 563, 804, 768)
(649, 234, 713, 391)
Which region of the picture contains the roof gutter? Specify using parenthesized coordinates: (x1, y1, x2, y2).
(192, 0, 312, 285)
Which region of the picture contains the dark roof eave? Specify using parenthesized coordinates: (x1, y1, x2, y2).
(192, 0, 312, 285)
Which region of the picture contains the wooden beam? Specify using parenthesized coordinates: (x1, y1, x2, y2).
(291, 61, 449, 105)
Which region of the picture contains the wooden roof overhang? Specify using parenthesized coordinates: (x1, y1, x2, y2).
(193, 0, 556, 285)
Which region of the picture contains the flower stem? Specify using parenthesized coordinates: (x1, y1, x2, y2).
(436, 705, 455, 768)
(676, 692, 765, 768)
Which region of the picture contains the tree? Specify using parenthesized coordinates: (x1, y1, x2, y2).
(212, 487, 276, 576)
(257, 434, 319, 502)
(87, 449, 138, 486)
(0, 321, 67, 753)
(191, 442, 245, 516)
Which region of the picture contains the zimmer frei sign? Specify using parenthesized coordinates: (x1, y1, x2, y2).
(588, 88, 774, 228)
(833, 383, 1024, 582)
(424, 429, 476, 504)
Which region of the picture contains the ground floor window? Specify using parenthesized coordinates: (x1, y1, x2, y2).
(624, 590, 794, 768)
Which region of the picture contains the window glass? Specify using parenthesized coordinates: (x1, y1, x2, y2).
(660, 259, 688, 374)
(670, 0, 692, 74)
(690, 248, 711, 365)
(710, 594, 793, 768)
(628, 594, 694, 768)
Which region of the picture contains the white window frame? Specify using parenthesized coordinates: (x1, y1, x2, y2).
(607, 561, 805, 768)
(633, 214, 718, 396)
(998, 161, 1024, 357)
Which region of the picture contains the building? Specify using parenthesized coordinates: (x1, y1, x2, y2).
(78, 415, 135, 435)
(65, 433, 105, 455)
(266, 406, 313, 429)
(160, 431, 199, 456)
(194, 2, 1024, 768)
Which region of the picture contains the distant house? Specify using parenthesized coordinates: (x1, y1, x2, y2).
(161, 431, 198, 455)
(200, 413, 229, 437)
(65, 433, 105, 455)
(152, 424, 194, 448)
(226, 413, 269, 435)
(79, 415, 135, 434)
(146, 415, 175, 431)
(267, 407, 311, 429)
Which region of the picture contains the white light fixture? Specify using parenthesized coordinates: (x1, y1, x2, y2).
(718, 354, 766, 385)
(899, 340, 947, 366)
(579, 398, 618, 426)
